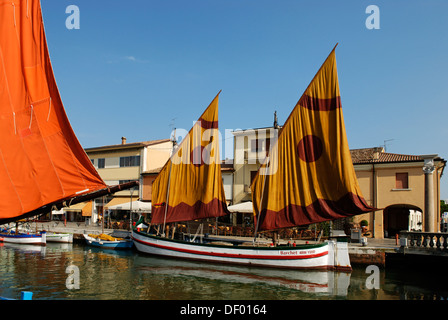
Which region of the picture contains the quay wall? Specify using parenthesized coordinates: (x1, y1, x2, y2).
(349, 248, 386, 267)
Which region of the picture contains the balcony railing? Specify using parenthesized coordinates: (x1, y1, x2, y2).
(399, 231, 448, 250)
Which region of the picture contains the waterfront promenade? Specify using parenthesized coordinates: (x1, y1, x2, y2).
(35, 221, 399, 247)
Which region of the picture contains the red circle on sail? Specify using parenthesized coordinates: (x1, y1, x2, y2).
(190, 146, 209, 167)
(297, 135, 323, 162)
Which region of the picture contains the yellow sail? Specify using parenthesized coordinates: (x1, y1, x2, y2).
(151, 92, 229, 224)
(251, 46, 374, 231)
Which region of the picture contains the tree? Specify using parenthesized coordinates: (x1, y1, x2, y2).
(440, 200, 448, 215)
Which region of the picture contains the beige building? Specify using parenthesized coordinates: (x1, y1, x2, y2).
(351, 147, 445, 238)
(84, 137, 172, 222)
(232, 126, 280, 204)
(231, 127, 446, 239)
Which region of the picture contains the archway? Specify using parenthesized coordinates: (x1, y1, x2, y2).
(383, 204, 422, 238)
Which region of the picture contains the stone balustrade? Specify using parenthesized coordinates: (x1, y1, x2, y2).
(400, 231, 448, 250)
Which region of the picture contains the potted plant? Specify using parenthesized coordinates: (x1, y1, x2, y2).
(360, 220, 369, 232)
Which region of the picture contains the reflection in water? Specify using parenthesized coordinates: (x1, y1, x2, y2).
(133, 255, 351, 299)
(0, 243, 447, 300)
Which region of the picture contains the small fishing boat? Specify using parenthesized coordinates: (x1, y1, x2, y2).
(83, 233, 133, 249)
(46, 232, 73, 243)
(0, 231, 46, 246)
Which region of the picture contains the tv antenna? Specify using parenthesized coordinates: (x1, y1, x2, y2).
(383, 139, 394, 152)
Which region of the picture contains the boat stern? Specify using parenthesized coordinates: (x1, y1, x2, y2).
(40, 231, 46, 245)
(327, 239, 352, 272)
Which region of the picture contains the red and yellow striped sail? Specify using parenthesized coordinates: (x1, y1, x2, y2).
(251, 46, 373, 231)
(151, 92, 229, 224)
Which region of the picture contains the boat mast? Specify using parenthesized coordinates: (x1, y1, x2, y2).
(253, 156, 269, 242)
(162, 128, 176, 236)
(253, 112, 277, 242)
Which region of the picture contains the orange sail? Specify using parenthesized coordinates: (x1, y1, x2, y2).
(251, 45, 374, 231)
(151, 91, 229, 224)
(0, 0, 117, 222)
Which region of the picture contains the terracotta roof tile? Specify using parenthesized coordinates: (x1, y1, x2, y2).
(350, 147, 424, 164)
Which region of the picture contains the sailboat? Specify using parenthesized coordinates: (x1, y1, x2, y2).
(0, 0, 137, 243)
(133, 45, 374, 271)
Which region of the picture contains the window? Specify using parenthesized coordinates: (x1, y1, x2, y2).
(396, 173, 409, 189)
(98, 158, 105, 169)
(251, 139, 259, 152)
(119, 156, 140, 167)
(250, 139, 270, 154)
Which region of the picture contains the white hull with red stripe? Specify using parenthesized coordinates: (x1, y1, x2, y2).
(132, 230, 351, 271)
(0, 232, 46, 245)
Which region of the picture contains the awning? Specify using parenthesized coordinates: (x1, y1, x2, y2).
(104, 197, 132, 209)
(81, 201, 93, 217)
(51, 208, 64, 215)
(227, 201, 253, 214)
(107, 200, 151, 213)
(66, 202, 88, 211)
(51, 201, 92, 215)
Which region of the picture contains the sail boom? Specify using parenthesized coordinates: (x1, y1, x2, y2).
(0, 181, 139, 225)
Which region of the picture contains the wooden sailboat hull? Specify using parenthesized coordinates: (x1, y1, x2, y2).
(0, 232, 46, 246)
(132, 230, 351, 271)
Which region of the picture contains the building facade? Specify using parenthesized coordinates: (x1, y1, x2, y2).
(351, 148, 445, 238)
(232, 126, 279, 204)
(83, 137, 172, 222)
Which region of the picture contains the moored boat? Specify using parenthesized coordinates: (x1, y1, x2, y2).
(0, 231, 46, 246)
(83, 233, 133, 250)
(132, 231, 350, 270)
(46, 232, 73, 243)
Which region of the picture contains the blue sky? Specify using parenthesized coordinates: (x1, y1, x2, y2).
(40, 0, 448, 198)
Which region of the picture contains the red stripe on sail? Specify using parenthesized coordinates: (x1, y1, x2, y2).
(300, 95, 341, 111)
(151, 198, 229, 224)
(257, 192, 374, 231)
(198, 118, 219, 130)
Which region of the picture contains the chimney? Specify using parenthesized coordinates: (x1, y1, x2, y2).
(121, 137, 127, 145)
(373, 147, 383, 160)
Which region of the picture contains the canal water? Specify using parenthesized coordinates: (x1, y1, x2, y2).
(1, 242, 447, 301)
